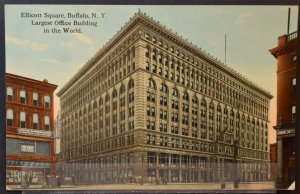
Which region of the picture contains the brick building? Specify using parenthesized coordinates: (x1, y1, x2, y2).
(6, 73, 57, 185)
(269, 31, 297, 188)
(57, 11, 273, 184)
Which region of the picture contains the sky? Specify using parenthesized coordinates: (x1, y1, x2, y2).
(5, 5, 299, 144)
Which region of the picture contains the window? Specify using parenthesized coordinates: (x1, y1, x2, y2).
(292, 55, 297, 63)
(128, 92, 134, 103)
(45, 116, 50, 130)
(112, 89, 118, 98)
(147, 92, 155, 102)
(20, 112, 26, 128)
(128, 79, 134, 89)
(292, 77, 296, 92)
(7, 87, 13, 101)
(33, 92, 39, 106)
(44, 95, 50, 108)
(148, 79, 156, 89)
(20, 90, 26, 104)
(148, 152, 156, 164)
(173, 88, 179, 97)
(120, 85, 125, 94)
(292, 105, 296, 121)
(33, 113, 39, 129)
(183, 91, 189, 101)
(7, 109, 14, 126)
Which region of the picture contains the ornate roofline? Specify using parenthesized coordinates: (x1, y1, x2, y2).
(57, 11, 273, 99)
(6, 72, 58, 90)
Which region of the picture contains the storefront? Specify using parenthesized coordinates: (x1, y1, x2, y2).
(6, 160, 51, 185)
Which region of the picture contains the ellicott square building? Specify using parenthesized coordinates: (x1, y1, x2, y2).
(57, 11, 273, 184)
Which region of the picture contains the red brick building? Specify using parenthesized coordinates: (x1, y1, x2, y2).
(269, 143, 277, 183)
(6, 73, 57, 185)
(269, 31, 297, 188)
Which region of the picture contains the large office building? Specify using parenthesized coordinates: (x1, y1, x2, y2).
(57, 12, 273, 184)
(6, 73, 57, 185)
(269, 31, 297, 188)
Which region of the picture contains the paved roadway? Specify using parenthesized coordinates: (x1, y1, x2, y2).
(7, 182, 276, 191)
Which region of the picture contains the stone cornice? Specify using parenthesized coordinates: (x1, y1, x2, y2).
(57, 11, 273, 99)
(269, 38, 298, 58)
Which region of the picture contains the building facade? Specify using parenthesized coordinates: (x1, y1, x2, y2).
(269, 143, 277, 183)
(55, 111, 61, 155)
(269, 31, 297, 188)
(6, 73, 57, 185)
(57, 12, 273, 184)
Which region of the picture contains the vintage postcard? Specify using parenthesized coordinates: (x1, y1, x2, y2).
(4, 4, 298, 191)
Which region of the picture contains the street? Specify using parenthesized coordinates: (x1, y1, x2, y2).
(7, 182, 276, 191)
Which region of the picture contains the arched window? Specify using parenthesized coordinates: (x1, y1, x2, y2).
(112, 89, 118, 99)
(7, 87, 13, 101)
(183, 91, 189, 101)
(33, 92, 39, 106)
(247, 116, 250, 123)
(128, 79, 134, 89)
(192, 96, 198, 104)
(209, 101, 214, 110)
(236, 112, 240, 120)
(201, 99, 206, 107)
(99, 98, 103, 106)
(20, 90, 26, 104)
(93, 101, 97, 108)
(45, 116, 50, 130)
(105, 94, 110, 102)
(217, 104, 222, 112)
(242, 115, 245, 121)
(33, 113, 39, 129)
(173, 88, 179, 97)
(44, 95, 50, 109)
(7, 109, 13, 126)
(20, 112, 26, 128)
(160, 83, 168, 93)
(148, 79, 156, 89)
(119, 85, 125, 94)
(224, 107, 228, 115)
(230, 109, 234, 117)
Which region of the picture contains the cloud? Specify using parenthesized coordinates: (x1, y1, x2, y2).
(72, 33, 93, 45)
(59, 41, 75, 49)
(6, 35, 48, 51)
(234, 13, 252, 25)
(40, 58, 60, 64)
(207, 40, 221, 48)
